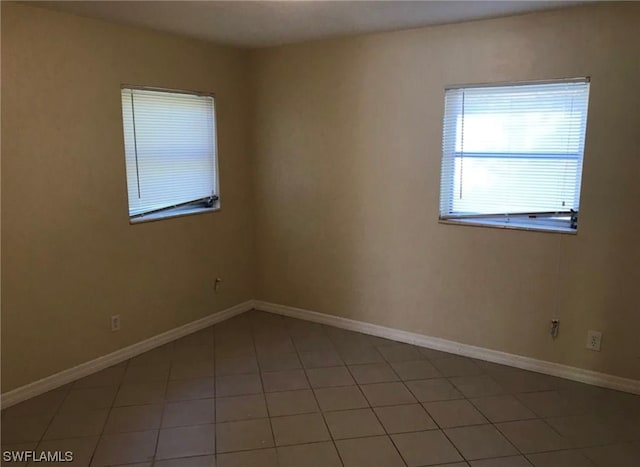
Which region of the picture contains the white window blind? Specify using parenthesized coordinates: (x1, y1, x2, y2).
(439, 79, 590, 231)
(121, 87, 218, 220)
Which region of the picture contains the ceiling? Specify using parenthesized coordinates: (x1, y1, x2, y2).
(41, 1, 590, 49)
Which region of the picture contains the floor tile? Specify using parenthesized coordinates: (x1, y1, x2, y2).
(306, 366, 355, 388)
(493, 372, 560, 393)
(262, 369, 309, 392)
(390, 360, 442, 381)
(170, 360, 215, 380)
(265, 389, 319, 416)
(432, 357, 484, 377)
(154, 455, 215, 466)
(109, 463, 152, 467)
(174, 328, 213, 348)
(1, 415, 53, 444)
(420, 348, 458, 361)
(392, 430, 464, 466)
(366, 335, 396, 347)
(34, 436, 99, 467)
(173, 344, 215, 364)
(516, 391, 587, 418)
(292, 335, 335, 353)
(445, 424, 518, 460)
(161, 398, 215, 428)
(469, 456, 533, 466)
(91, 430, 157, 466)
(216, 418, 274, 453)
(123, 362, 171, 384)
(215, 374, 262, 397)
(449, 374, 506, 398)
(545, 414, 620, 447)
(348, 363, 399, 384)
(44, 407, 109, 439)
(299, 349, 343, 368)
(327, 330, 370, 347)
(215, 356, 259, 376)
(581, 442, 640, 467)
(496, 419, 571, 453)
(377, 343, 425, 362)
(374, 403, 438, 433)
(155, 424, 216, 459)
(114, 382, 166, 406)
(424, 399, 489, 428)
(215, 342, 255, 360)
(429, 463, 469, 467)
(129, 344, 173, 366)
(324, 408, 385, 439)
(216, 448, 278, 467)
(215, 334, 253, 352)
(406, 378, 464, 402)
(258, 352, 302, 372)
(216, 394, 268, 422)
(472, 360, 521, 374)
(73, 365, 126, 389)
(271, 413, 330, 446)
(255, 338, 296, 356)
(360, 382, 416, 406)
(60, 386, 118, 412)
(595, 410, 640, 440)
(527, 449, 596, 467)
(336, 435, 405, 467)
(285, 318, 325, 337)
(314, 386, 369, 411)
(470, 395, 537, 423)
(102, 404, 162, 434)
(2, 387, 69, 420)
(165, 377, 215, 401)
(338, 345, 385, 365)
(277, 441, 342, 467)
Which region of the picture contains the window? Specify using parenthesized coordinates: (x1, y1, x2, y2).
(439, 79, 590, 233)
(121, 86, 219, 222)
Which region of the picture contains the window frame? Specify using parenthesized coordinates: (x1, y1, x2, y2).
(438, 78, 590, 234)
(120, 84, 221, 224)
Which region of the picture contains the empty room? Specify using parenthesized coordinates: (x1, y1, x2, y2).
(1, 1, 639, 466)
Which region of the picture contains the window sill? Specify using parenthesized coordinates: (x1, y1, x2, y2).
(438, 218, 577, 235)
(130, 204, 220, 224)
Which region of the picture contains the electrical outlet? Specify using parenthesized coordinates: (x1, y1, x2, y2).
(586, 330, 602, 351)
(213, 277, 223, 293)
(550, 319, 560, 338)
(111, 315, 121, 332)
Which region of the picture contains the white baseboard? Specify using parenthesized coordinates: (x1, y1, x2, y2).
(3, 298, 638, 409)
(0, 300, 255, 409)
(255, 300, 640, 395)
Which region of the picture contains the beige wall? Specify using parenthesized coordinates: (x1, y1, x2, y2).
(251, 3, 640, 380)
(1, 3, 256, 392)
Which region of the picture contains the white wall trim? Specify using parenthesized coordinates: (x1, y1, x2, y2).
(3, 298, 638, 409)
(254, 300, 640, 395)
(0, 300, 255, 409)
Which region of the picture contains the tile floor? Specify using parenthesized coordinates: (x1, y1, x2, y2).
(1, 310, 639, 466)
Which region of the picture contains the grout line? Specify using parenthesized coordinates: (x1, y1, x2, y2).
(30, 380, 74, 455)
(342, 354, 409, 467)
(88, 357, 135, 466)
(150, 345, 175, 465)
(246, 310, 278, 456)
(413, 388, 469, 464)
(285, 314, 347, 467)
(211, 323, 218, 466)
